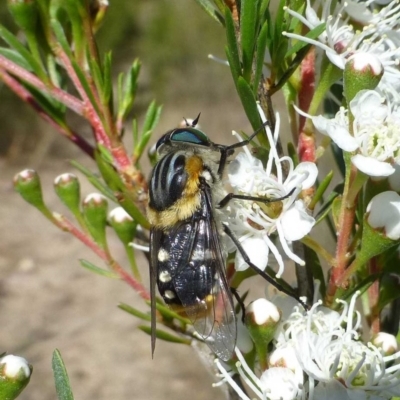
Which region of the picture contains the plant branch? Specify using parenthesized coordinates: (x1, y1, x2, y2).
(54, 213, 150, 301)
(0, 67, 95, 158)
(0, 55, 84, 114)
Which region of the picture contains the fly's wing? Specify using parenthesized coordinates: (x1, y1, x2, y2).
(149, 228, 162, 357)
(173, 189, 237, 361)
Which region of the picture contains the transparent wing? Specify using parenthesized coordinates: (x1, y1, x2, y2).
(149, 228, 162, 357)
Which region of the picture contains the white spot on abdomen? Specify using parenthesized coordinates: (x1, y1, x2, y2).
(164, 290, 176, 299)
(158, 248, 169, 262)
(159, 270, 172, 282)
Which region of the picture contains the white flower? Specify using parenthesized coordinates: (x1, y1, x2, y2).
(214, 293, 400, 400)
(224, 108, 317, 277)
(214, 347, 303, 400)
(297, 90, 400, 177)
(278, 292, 400, 399)
(367, 191, 400, 240)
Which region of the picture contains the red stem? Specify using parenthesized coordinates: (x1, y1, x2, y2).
(57, 215, 150, 301)
(0, 67, 95, 158)
(0, 55, 84, 114)
(55, 49, 133, 173)
(297, 49, 316, 164)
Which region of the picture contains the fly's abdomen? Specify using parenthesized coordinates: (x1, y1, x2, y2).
(156, 217, 217, 309)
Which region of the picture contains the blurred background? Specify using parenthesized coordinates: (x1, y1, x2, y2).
(0, 1, 254, 399)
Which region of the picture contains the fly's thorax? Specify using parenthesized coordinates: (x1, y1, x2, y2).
(147, 149, 219, 229)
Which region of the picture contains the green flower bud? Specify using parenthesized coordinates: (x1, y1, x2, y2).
(108, 207, 136, 245)
(13, 169, 45, 209)
(245, 298, 281, 370)
(7, 0, 39, 35)
(82, 193, 108, 248)
(54, 173, 81, 214)
(0, 355, 32, 400)
(344, 52, 383, 103)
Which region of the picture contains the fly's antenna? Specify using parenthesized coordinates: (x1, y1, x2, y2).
(192, 112, 201, 127)
(183, 113, 201, 128)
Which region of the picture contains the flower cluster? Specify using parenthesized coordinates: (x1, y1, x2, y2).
(223, 106, 318, 277)
(296, 89, 400, 177)
(215, 293, 400, 400)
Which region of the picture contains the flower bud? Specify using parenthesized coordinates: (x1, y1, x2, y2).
(7, 0, 39, 34)
(108, 207, 136, 245)
(13, 169, 46, 210)
(0, 355, 32, 400)
(82, 193, 108, 248)
(344, 53, 383, 103)
(54, 173, 81, 214)
(245, 298, 281, 369)
(372, 332, 398, 356)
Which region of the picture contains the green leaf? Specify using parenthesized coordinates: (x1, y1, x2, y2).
(50, 19, 73, 58)
(237, 76, 261, 131)
(102, 52, 113, 108)
(304, 246, 326, 298)
(118, 59, 140, 122)
(70, 58, 101, 114)
(0, 47, 32, 70)
(0, 25, 47, 80)
(52, 350, 74, 400)
(253, 19, 269, 94)
(356, 216, 399, 267)
(138, 326, 191, 345)
(144, 300, 191, 325)
(379, 272, 400, 311)
(240, 0, 258, 82)
(331, 195, 342, 232)
(118, 303, 151, 321)
(308, 57, 342, 115)
(309, 171, 334, 210)
(134, 101, 162, 162)
(80, 259, 118, 279)
(70, 160, 117, 200)
(225, 8, 241, 82)
(194, 0, 224, 25)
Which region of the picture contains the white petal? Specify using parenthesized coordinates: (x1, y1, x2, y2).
(260, 367, 300, 400)
(326, 51, 346, 69)
(350, 90, 384, 117)
(351, 154, 395, 177)
(280, 201, 315, 241)
(292, 162, 318, 190)
(235, 236, 269, 271)
(367, 191, 400, 240)
(313, 380, 351, 400)
(388, 163, 400, 191)
(236, 319, 254, 354)
(311, 115, 331, 134)
(228, 152, 263, 190)
(327, 124, 359, 152)
(312, 115, 359, 152)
